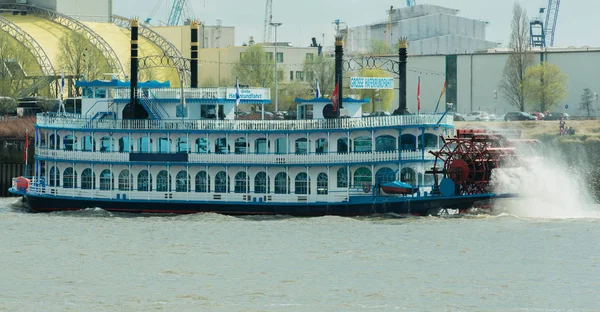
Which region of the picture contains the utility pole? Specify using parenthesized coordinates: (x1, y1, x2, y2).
(270, 21, 282, 112)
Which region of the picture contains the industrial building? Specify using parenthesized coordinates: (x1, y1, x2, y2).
(343, 4, 499, 55)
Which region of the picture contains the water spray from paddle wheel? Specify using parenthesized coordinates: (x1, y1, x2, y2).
(429, 130, 520, 196)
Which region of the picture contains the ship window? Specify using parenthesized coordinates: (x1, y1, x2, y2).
(176, 170, 190, 192)
(81, 168, 96, 190)
(49, 166, 59, 187)
(295, 172, 310, 195)
(195, 171, 210, 193)
(157, 170, 171, 192)
(317, 173, 328, 195)
(234, 137, 247, 154)
(274, 172, 289, 194)
(99, 169, 113, 191)
(353, 167, 372, 188)
(158, 138, 171, 153)
(337, 138, 348, 154)
(255, 138, 268, 154)
(337, 168, 348, 187)
(234, 172, 248, 193)
(195, 138, 209, 154)
(138, 137, 150, 153)
(63, 167, 77, 189)
(49, 134, 60, 150)
(119, 137, 131, 153)
(82, 87, 93, 98)
(375, 167, 396, 184)
(274, 138, 287, 154)
(81, 136, 95, 152)
(137, 170, 152, 192)
(315, 138, 328, 154)
(215, 171, 229, 193)
(419, 133, 438, 149)
(118, 170, 132, 191)
(354, 136, 372, 153)
(375, 135, 396, 152)
(215, 138, 228, 154)
(176, 138, 188, 153)
(100, 136, 112, 153)
(400, 167, 416, 186)
(63, 135, 75, 151)
(295, 138, 308, 154)
(254, 172, 270, 194)
(400, 134, 417, 151)
(95, 88, 106, 98)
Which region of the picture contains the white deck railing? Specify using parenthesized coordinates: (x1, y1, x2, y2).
(36, 114, 453, 132)
(36, 148, 433, 164)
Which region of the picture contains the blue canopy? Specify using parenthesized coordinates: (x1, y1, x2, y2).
(75, 79, 171, 89)
(294, 97, 370, 103)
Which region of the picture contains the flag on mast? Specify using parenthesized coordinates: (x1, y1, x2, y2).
(315, 79, 321, 98)
(417, 76, 421, 112)
(24, 129, 28, 163)
(61, 69, 65, 94)
(235, 77, 241, 106)
(331, 81, 339, 112)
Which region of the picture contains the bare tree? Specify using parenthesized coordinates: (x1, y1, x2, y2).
(303, 55, 335, 97)
(499, 2, 534, 112)
(579, 88, 595, 117)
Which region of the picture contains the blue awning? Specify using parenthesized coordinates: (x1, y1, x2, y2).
(294, 97, 370, 103)
(75, 79, 171, 89)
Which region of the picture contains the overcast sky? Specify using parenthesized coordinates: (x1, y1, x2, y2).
(114, 0, 596, 48)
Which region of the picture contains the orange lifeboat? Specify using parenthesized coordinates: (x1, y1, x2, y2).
(15, 176, 30, 192)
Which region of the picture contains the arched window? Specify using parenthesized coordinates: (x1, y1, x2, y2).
(195, 171, 210, 193)
(99, 136, 112, 152)
(255, 138, 268, 154)
(274, 138, 287, 154)
(337, 167, 348, 187)
(401, 167, 417, 186)
(118, 170, 132, 191)
(317, 173, 328, 195)
(215, 171, 229, 193)
(254, 172, 269, 194)
(157, 170, 171, 192)
(295, 172, 310, 195)
(315, 138, 328, 154)
(99, 169, 113, 190)
(138, 137, 150, 153)
(176, 170, 190, 192)
(81, 168, 96, 190)
(375, 135, 396, 152)
(337, 138, 349, 154)
(375, 167, 396, 184)
(353, 167, 372, 187)
(49, 166, 59, 187)
(295, 138, 308, 154)
(158, 138, 171, 153)
(63, 167, 76, 188)
(49, 134, 60, 150)
(274, 172, 289, 194)
(234, 137, 247, 154)
(176, 138, 188, 153)
(63, 135, 75, 151)
(419, 133, 438, 149)
(400, 134, 417, 151)
(215, 137, 228, 154)
(195, 138, 209, 153)
(118, 137, 130, 153)
(234, 172, 248, 193)
(137, 170, 152, 192)
(354, 136, 372, 153)
(81, 136, 95, 152)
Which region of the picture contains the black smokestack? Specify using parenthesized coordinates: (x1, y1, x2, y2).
(130, 19, 139, 116)
(398, 38, 408, 115)
(334, 34, 344, 117)
(190, 20, 199, 88)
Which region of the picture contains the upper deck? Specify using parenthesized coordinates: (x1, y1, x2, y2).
(36, 113, 454, 133)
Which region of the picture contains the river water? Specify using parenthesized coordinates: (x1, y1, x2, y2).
(1, 196, 599, 312)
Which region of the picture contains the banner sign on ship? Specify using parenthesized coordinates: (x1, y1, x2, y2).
(226, 88, 266, 101)
(350, 77, 394, 90)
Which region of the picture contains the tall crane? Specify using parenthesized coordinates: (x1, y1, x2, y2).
(386, 6, 394, 47)
(544, 0, 560, 47)
(406, 0, 416, 7)
(167, 0, 186, 26)
(263, 0, 273, 43)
